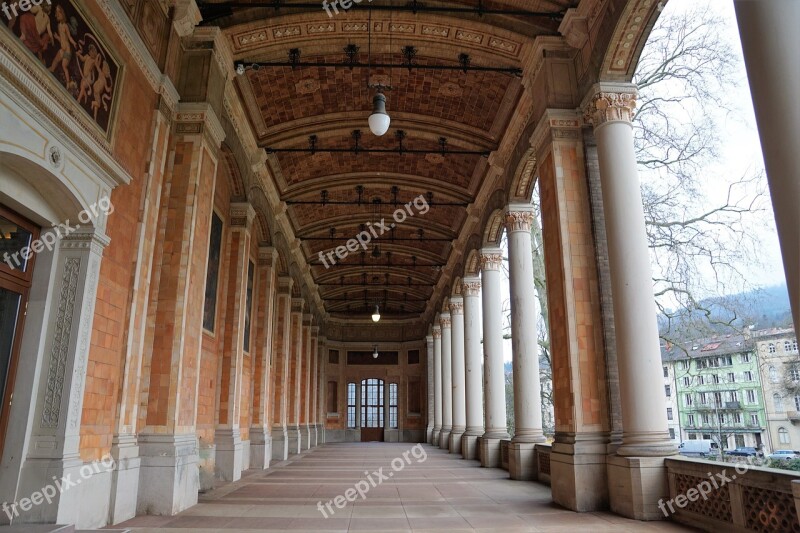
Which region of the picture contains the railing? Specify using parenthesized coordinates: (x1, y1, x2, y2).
(788, 411, 800, 422)
(534, 444, 551, 485)
(500, 439, 510, 470)
(666, 456, 800, 532)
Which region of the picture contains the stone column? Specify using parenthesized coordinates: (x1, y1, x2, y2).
(439, 313, 453, 449)
(506, 205, 547, 479)
(270, 278, 293, 461)
(286, 298, 305, 454)
(310, 326, 320, 447)
(734, 0, 800, 337)
(17, 230, 109, 525)
(449, 297, 467, 454)
(432, 323, 443, 445)
(251, 247, 277, 469)
(425, 334, 435, 443)
(584, 84, 675, 519)
(480, 248, 510, 467)
(317, 335, 327, 444)
(300, 314, 313, 450)
(215, 203, 256, 482)
(461, 277, 485, 459)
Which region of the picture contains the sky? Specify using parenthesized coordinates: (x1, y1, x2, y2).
(497, 0, 785, 362)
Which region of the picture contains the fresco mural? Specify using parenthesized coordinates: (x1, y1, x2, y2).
(5, 0, 120, 134)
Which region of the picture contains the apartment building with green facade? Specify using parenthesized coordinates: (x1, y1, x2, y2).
(662, 335, 768, 451)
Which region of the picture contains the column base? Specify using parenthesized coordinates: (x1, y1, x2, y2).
(480, 437, 503, 468)
(271, 427, 289, 461)
(462, 434, 480, 460)
(607, 454, 669, 520)
(300, 425, 310, 451)
(198, 442, 216, 492)
(439, 429, 451, 449)
(137, 433, 199, 516)
(214, 428, 243, 482)
(311, 424, 318, 447)
(108, 434, 142, 524)
(449, 429, 465, 455)
(508, 442, 537, 480)
(250, 427, 272, 470)
(426, 425, 434, 444)
(550, 432, 609, 512)
(287, 425, 302, 455)
(432, 428, 441, 446)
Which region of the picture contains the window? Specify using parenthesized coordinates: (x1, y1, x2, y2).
(407, 350, 420, 365)
(683, 376, 691, 387)
(388, 383, 398, 429)
(793, 339, 799, 353)
(742, 353, 750, 363)
(685, 393, 693, 406)
(699, 392, 707, 404)
(779, 427, 791, 444)
(329, 349, 340, 364)
(721, 355, 733, 366)
(665, 385, 671, 397)
(751, 414, 759, 426)
(709, 358, 721, 368)
(774, 393, 785, 413)
(669, 428, 676, 439)
(735, 434, 745, 448)
(663, 366, 669, 377)
(747, 390, 756, 403)
(702, 414, 710, 425)
(243, 261, 255, 352)
(791, 368, 800, 382)
(744, 371, 753, 381)
(769, 343, 777, 354)
(718, 413, 725, 425)
(407, 377, 421, 414)
(729, 391, 738, 402)
(203, 212, 223, 332)
(795, 395, 800, 411)
(696, 359, 707, 370)
(698, 375, 705, 385)
(712, 374, 720, 384)
(361, 379, 384, 428)
(713, 392, 723, 406)
(667, 408, 673, 421)
(688, 414, 696, 426)
(347, 383, 357, 428)
(733, 413, 742, 424)
(727, 372, 735, 383)
(770, 366, 779, 383)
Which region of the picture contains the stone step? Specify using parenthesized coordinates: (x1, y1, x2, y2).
(0, 526, 74, 533)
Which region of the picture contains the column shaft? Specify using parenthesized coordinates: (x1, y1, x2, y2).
(481, 249, 509, 439)
(462, 278, 485, 441)
(426, 335, 435, 443)
(439, 313, 453, 449)
(449, 297, 466, 453)
(432, 325, 443, 445)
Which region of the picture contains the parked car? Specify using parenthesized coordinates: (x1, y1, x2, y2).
(678, 440, 717, 457)
(727, 446, 759, 457)
(768, 450, 800, 461)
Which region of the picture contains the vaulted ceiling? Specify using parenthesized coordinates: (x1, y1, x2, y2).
(201, 0, 575, 324)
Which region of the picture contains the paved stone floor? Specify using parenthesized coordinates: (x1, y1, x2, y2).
(117, 442, 697, 532)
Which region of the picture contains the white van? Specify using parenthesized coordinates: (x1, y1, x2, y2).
(678, 440, 717, 457)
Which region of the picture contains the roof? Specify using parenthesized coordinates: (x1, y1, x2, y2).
(661, 334, 754, 362)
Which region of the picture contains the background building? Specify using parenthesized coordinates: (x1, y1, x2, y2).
(754, 328, 800, 451)
(663, 336, 767, 451)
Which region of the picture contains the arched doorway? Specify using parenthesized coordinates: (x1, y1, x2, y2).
(361, 378, 385, 442)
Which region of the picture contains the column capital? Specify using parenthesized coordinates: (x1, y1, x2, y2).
(426, 334, 434, 344)
(479, 247, 504, 272)
(462, 277, 482, 296)
(432, 326, 442, 339)
(439, 312, 452, 330)
(230, 202, 256, 228)
(258, 246, 277, 268)
(582, 82, 638, 129)
(303, 313, 313, 326)
(291, 298, 305, 313)
(278, 276, 293, 294)
(505, 204, 536, 233)
(449, 296, 464, 315)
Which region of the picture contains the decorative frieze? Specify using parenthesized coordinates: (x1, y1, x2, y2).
(230, 202, 256, 228)
(259, 246, 277, 268)
(291, 298, 305, 314)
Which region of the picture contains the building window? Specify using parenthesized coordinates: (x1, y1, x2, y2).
(729, 391, 738, 402)
(735, 434, 745, 448)
(751, 414, 759, 426)
(718, 413, 725, 425)
(779, 427, 791, 444)
(733, 413, 742, 424)
(688, 414, 695, 426)
(202, 212, 224, 333)
(327, 381, 338, 414)
(347, 383, 357, 428)
(741, 353, 750, 363)
(685, 393, 693, 406)
(667, 408, 673, 421)
(795, 396, 800, 411)
(702, 414, 710, 425)
(793, 340, 799, 352)
(712, 374, 720, 384)
(683, 376, 691, 387)
(669, 428, 676, 439)
(699, 392, 707, 404)
(774, 393, 785, 413)
(679, 360, 688, 370)
(727, 372, 735, 383)
(665, 385, 671, 397)
(744, 371, 753, 381)
(243, 260, 255, 352)
(770, 366, 779, 383)
(769, 343, 776, 354)
(663, 366, 668, 377)
(747, 389, 756, 404)
(696, 359, 707, 370)
(791, 369, 800, 383)
(698, 375, 705, 385)
(361, 379, 385, 428)
(714, 392, 723, 406)
(721, 355, 733, 366)
(389, 383, 398, 429)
